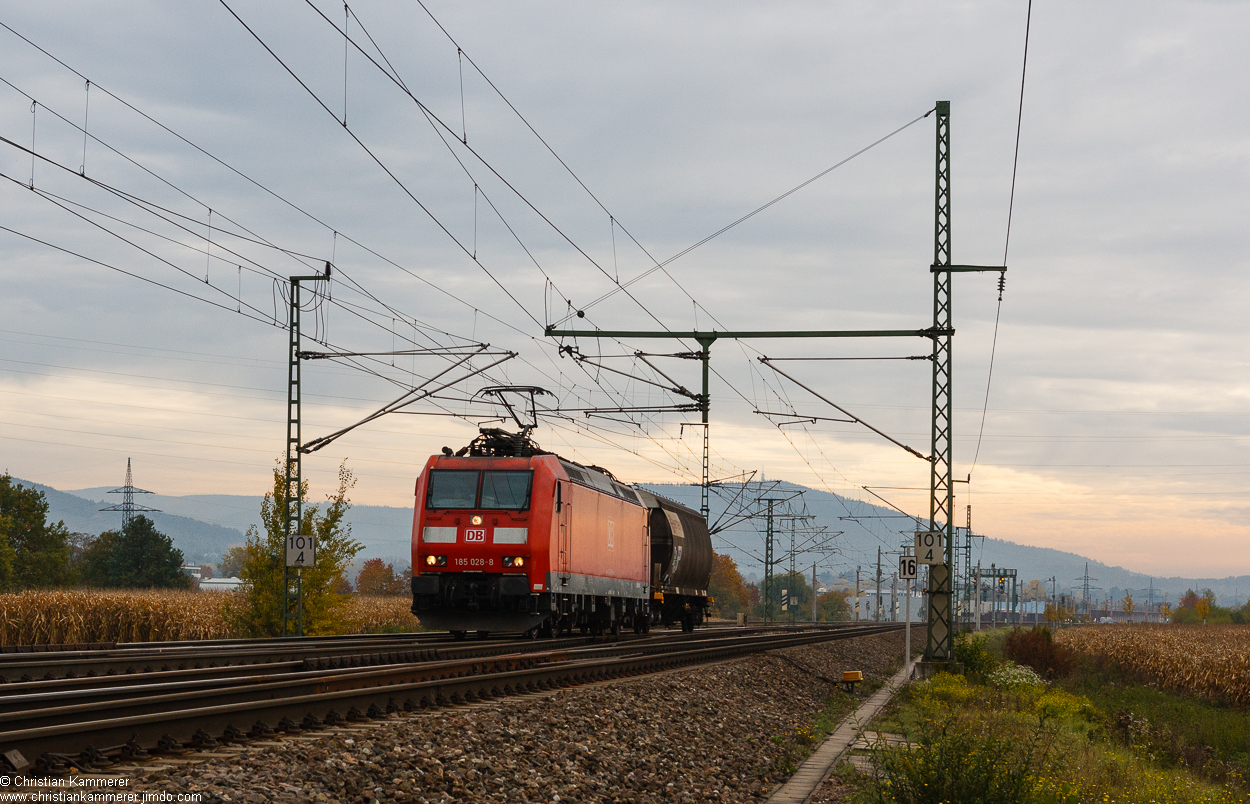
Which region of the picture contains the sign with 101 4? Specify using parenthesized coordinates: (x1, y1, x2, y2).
(913, 531, 945, 565)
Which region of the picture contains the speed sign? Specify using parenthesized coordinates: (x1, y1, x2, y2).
(913, 532, 946, 565)
(898, 554, 917, 580)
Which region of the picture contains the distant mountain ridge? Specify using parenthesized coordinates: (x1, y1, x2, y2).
(13, 476, 1247, 605)
(14, 479, 414, 569)
(640, 482, 1250, 606)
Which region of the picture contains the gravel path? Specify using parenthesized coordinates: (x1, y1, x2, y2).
(125, 630, 904, 804)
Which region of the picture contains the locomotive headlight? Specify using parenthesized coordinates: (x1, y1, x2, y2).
(503, 556, 524, 568)
(425, 555, 438, 566)
(471, 515, 483, 526)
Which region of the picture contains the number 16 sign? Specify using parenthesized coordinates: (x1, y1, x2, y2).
(914, 531, 946, 565)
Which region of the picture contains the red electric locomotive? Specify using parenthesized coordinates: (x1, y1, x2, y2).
(410, 429, 711, 638)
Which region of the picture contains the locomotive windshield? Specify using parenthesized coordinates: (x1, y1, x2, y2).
(426, 469, 533, 510)
(480, 471, 533, 510)
(426, 471, 479, 509)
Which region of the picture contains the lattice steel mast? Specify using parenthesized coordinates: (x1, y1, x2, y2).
(101, 458, 159, 527)
(922, 101, 1007, 663)
(283, 268, 329, 638)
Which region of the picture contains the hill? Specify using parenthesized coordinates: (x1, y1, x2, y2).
(641, 481, 1250, 606)
(18, 481, 413, 570)
(14, 476, 1246, 606)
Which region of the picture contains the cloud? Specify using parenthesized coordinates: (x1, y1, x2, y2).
(1, 1, 1248, 575)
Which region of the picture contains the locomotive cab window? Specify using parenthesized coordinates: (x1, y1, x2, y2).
(426, 471, 480, 509)
(480, 471, 533, 510)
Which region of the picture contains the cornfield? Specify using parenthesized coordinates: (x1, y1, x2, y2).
(0, 590, 422, 646)
(0, 589, 234, 644)
(346, 595, 423, 634)
(1056, 624, 1250, 706)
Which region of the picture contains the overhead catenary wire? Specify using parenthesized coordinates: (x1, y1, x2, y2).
(551, 107, 937, 326)
(972, 0, 1031, 473)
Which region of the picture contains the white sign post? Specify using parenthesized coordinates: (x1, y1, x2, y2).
(914, 532, 946, 565)
(898, 554, 917, 674)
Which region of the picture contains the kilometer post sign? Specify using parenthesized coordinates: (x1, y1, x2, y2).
(286, 524, 316, 568)
(914, 531, 945, 565)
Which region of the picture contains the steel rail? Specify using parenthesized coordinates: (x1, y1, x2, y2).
(0, 623, 862, 684)
(0, 625, 887, 716)
(1, 624, 903, 773)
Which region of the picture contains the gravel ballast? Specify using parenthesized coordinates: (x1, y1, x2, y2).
(125, 630, 905, 803)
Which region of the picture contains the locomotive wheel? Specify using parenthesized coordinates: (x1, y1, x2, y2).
(451, 630, 467, 641)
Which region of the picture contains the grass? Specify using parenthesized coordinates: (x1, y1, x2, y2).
(845, 631, 1250, 804)
(1058, 657, 1250, 784)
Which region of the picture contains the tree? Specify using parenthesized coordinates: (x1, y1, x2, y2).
(355, 558, 398, 595)
(1159, 602, 1172, 622)
(815, 590, 850, 622)
(1179, 589, 1200, 609)
(1196, 596, 1211, 623)
(0, 474, 71, 588)
(217, 546, 247, 578)
(225, 462, 363, 637)
(0, 512, 16, 591)
(66, 532, 95, 578)
(707, 553, 749, 617)
(1122, 593, 1135, 619)
(394, 565, 413, 597)
(80, 516, 189, 588)
(1021, 579, 1048, 603)
(769, 571, 813, 611)
(746, 582, 761, 606)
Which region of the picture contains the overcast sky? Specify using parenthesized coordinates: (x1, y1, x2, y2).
(1, 1, 1247, 577)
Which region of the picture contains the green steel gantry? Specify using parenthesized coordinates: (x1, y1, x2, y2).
(282, 268, 329, 638)
(545, 101, 1004, 663)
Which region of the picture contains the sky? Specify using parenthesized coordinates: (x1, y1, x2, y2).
(0, 1, 1247, 578)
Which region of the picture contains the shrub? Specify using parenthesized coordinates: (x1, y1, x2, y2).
(1004, 626, 1076, 679)
(988, 662, 1045, 691)
(865, 716, 1054, 804)
(224, 462, 363, 637)
(953, 631, 1000, 678)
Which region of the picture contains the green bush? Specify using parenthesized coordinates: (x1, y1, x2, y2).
(954, 631, 1000, 678)
(864, 716, 1054, 804)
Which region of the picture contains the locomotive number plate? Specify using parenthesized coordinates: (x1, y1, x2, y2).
(465, 528, 486, 542)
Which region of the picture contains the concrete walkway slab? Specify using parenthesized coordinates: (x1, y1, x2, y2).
(766, 662, 913, 804)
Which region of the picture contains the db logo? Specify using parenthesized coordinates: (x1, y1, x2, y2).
(465, 529, 486, 543)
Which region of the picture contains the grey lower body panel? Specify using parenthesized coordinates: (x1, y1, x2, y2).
(416, 608, 548, 634)
(546, 571, 649, 599)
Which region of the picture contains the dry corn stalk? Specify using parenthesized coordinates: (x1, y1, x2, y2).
(0, 589, 423, 645)
(1056, 624, 1250, 705)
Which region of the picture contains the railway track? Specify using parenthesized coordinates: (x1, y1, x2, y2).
(0, 622, 902, 775)
(0, 623, 852, 682)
